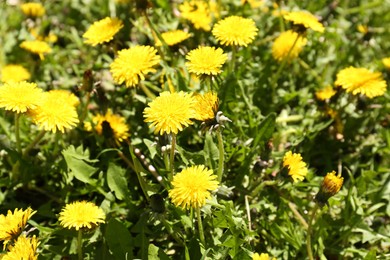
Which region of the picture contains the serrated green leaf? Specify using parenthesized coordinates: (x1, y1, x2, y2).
(62, 145, 97, 185)
(107, 162, 128, 200)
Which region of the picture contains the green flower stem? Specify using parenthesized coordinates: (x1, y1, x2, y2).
(216, 128, 224, 183)
(270, 34, 300, 88)
(80, 91, 91, 124)
(169, 133, 176, 181)
(23, 129, 46, 157)
(298, 58, 322, 83)
(139, 82, 156, 100)
(288, 202, 308, 230)
(14, 113, 21, 154)
(307, 204, 320, 260)
(77, 229, 83, 260)
(196, 206, 205, 245)
(238, 81, 252, 110)
(229, 45, 237, 75)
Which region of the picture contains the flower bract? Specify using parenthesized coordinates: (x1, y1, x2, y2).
(185, 46, 228, 75)
(169, 165, 219, 209)
(212, 16, 258, 47)
(143, 91, 196, 135)
(83, 17, 123, 46)
(110, 45, 161, 87)
(59, 201, 105, 230)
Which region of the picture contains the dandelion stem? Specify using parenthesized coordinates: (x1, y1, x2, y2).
(307, 204, 320, 260)
(80, 91, 91, 124)
(14, 113, 21, 154)
(77, 229, 83, 260)
(23, 129, 46, 157)
(229, 45, 237, 75)
(196, 206, 205, 245)
(139, 82, 156, 100)
(169, 133, 176, 181)
(216, 128, 224, 183)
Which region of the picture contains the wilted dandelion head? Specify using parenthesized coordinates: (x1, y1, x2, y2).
(20, 2, 45, 17)
(144, 91, 196, 135)
(155, 30, 191, 46)
(59, 201, 105, 231)
(83, 17, 123, 46)
(169, 165, 219, 209)
(315, 171, 343, 207)
(335, 66, 387, 98)
(193, 91, 219, 121)
(382, 57, 390, 70)
(88, 109, 130, 143)
(0, 208, 36, 242)
(0, 81, 43, 113)
(272, 30, 307, 62)
(252, 252, 276, 260)
(283, 11, 324, 33)
(20, 40, 51, 60)
(185, 46, 228, 76)
(212, 16, 258, 47)
(2, 235, 39, 260)
(179, 1, 212, 31)
(283, 151, 308, 183)
(30, 91, 79, 133)
(110, 45, 161, 88)
(1, 64, 31, 83)
(315, 85, 337, 101)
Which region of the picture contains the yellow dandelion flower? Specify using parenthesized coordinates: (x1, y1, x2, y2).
(252, 252, 276, 260)
(110, 45, 160, 88)
(83, 17, 123, 46)
(0, 81, 43, 113)
(315, 85, 336, 101)
(59, 201, 105, 231)
(272, 30, 307, 62)
(283, 11, 324, 33)
(30, 91, 79, 133)
(335, 66, 387, 98)
(1, 64, 31, 83)
(357, 24, 369, 34)
(29, 28, 58, 43)
(48, 90, 79, 107)
(315, 171, 343, 207)
(241, 0, 264, 9)
(20, 3, 45, 17)
(212, 16, 258, 47)
(185, 46, 228, 76)
(155, 30, 191, 46)
(382, 57, 390, 70)
(144, 91, 196, 135)
(20, 40, 51, 60)
(89, 109, 130, 143)
(0, 208, 36, 242)
(2, 235, 39, 260)
(179, 1, 212, 31)
(193, 92, 218, 121)
(283, 151, 308, 183)
(169, 165, 219, 209)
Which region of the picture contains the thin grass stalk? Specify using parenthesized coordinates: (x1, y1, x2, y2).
(307, 204, 320, 260)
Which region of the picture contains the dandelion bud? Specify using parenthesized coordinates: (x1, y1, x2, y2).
(315, 171, 343, 207)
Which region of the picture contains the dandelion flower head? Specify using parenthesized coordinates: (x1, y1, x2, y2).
(335, 66, 387, 98)
(59, 201, 105, 231)
(2, 235, 39, 260)
(0, 81, 43, 113)
(83, 17, 123, 46)
(315, 171, 343, 207)
(30, 91, 79, 133)
(252, 253, 276, 260)
(1, 64, 31, 83)
(21, 2, 45, 17)
(144, 91, 196, 135)
(382, 57, 390, 70)
(88, 109, 130, 143)
(193, 91, 219, 121)
(48, 89, 80, 107)
(169, 165, 219, 209)
(315, 85, 336, 101)
(241, 0, 265, 9)
(185, 46, 228, 76)
(179, 1, 212, 31)
(20, 40, 51, 60)
(0, 208, 36, 242)
(283, 11, 324, 33)
(283, 151, 308, 182)
(110, 45, 161, 88)
(272, 30, 307, 62)
(212, 16, 258, 47)
(155, 30, 191, 46)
